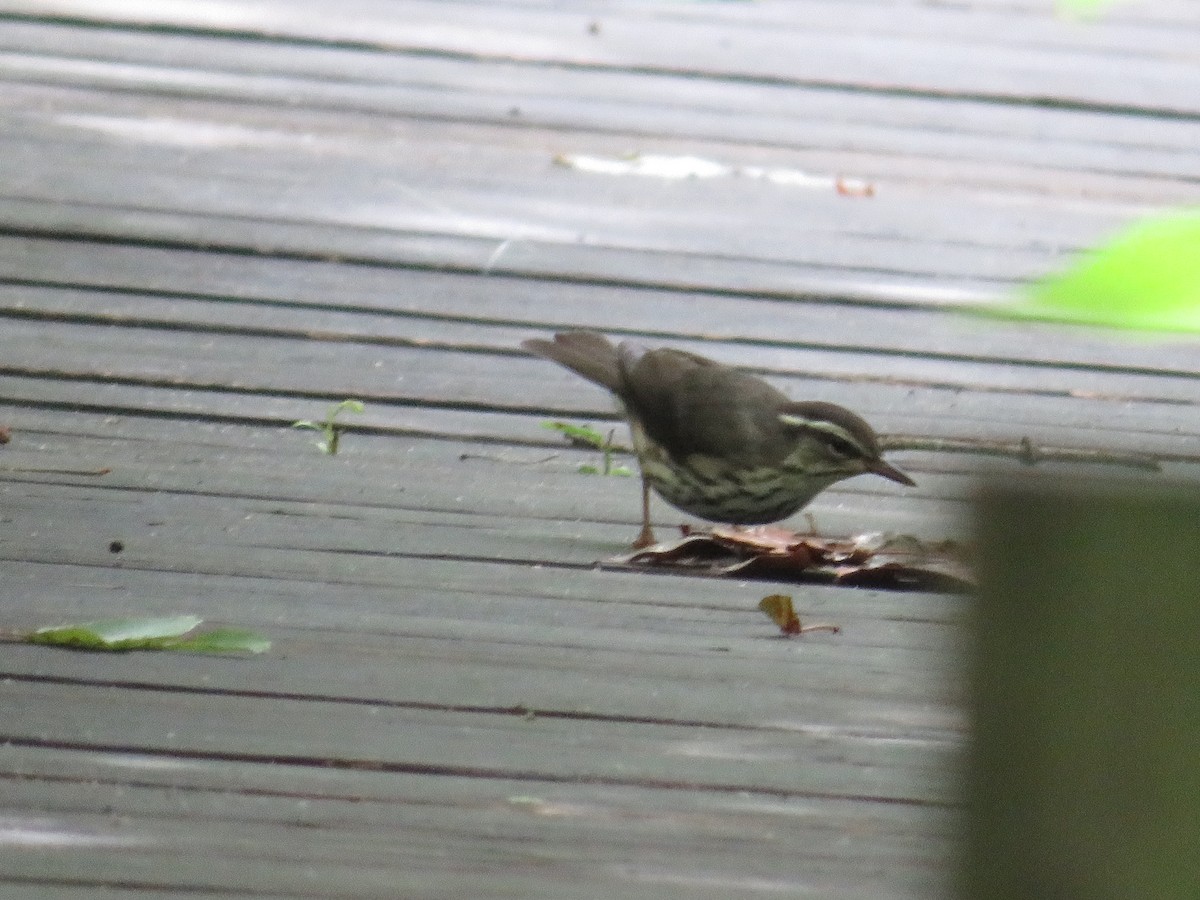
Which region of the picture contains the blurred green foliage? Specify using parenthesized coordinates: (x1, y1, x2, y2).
(1056, 0, 1120, 16)
(1009, 209, 1200, 332)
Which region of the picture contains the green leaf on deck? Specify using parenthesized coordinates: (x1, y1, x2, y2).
(27, 616, 270, 653)
(542, 420, 607, 447)
(29, 615, 202, 649)
(293, 399, 365, 455)
(542, 421, 633, 476)
(171, 628, 272, 654)
(1008, 209, 1200, 332)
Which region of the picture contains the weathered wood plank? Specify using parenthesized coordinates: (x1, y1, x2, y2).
(0, 20, 1194, 189)
(1, 314, 1196, 462)
(0, 195, 1015, 306)
(0, 2, 1189, 896)
(0, 681, 955, 805)
(4, 311, 1197, 443)
(4, 0, 1197, 113)
(0, 409, 964, 738)
(0, 42, 1191, 297)
(0, 433, 960, 572)
(0, 124, 1119, 286)
(5, 250, 1200, 382)
(0, 747, 952, 899)
(1, 554, 965, 719)
(0, 7, 1192, 315)
(4, 548, 965, 651)
(0, 405, 961, 516)
(1, 363, 1191, 491)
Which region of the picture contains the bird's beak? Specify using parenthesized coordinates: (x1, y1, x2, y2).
(869, 458, 916, 487)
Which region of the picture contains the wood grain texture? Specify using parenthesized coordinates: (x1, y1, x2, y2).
(0, 1, 1193, 896)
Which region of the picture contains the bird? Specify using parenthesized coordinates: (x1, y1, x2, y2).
(523, 330, 915, 548)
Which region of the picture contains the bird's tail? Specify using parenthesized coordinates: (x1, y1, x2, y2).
(521, 331, 623, 392)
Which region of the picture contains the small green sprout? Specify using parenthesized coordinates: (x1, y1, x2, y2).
(542, 421, 633, 476)
(293, 399, 365, 455)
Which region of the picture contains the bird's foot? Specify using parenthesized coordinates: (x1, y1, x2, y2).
(631, 523, 659, 550)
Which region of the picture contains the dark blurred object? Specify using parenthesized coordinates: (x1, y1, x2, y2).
(966, 475, 1200, 899)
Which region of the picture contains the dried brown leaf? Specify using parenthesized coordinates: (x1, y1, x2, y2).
(609, 526, 972, 593)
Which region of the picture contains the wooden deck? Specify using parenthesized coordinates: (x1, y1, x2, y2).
(1, 1, 1198, 896)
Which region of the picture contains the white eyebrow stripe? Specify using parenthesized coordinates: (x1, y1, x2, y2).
(777, 413, 871, 456)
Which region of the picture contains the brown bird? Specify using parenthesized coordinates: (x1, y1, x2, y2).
(523, 330, 915, 547)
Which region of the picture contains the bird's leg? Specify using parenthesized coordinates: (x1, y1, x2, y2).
(632, 476, 657, 549)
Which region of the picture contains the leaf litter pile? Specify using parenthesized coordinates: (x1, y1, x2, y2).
(607, 525, 973, 593)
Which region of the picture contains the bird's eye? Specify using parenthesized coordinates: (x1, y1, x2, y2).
(826, 436, 858, 458)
